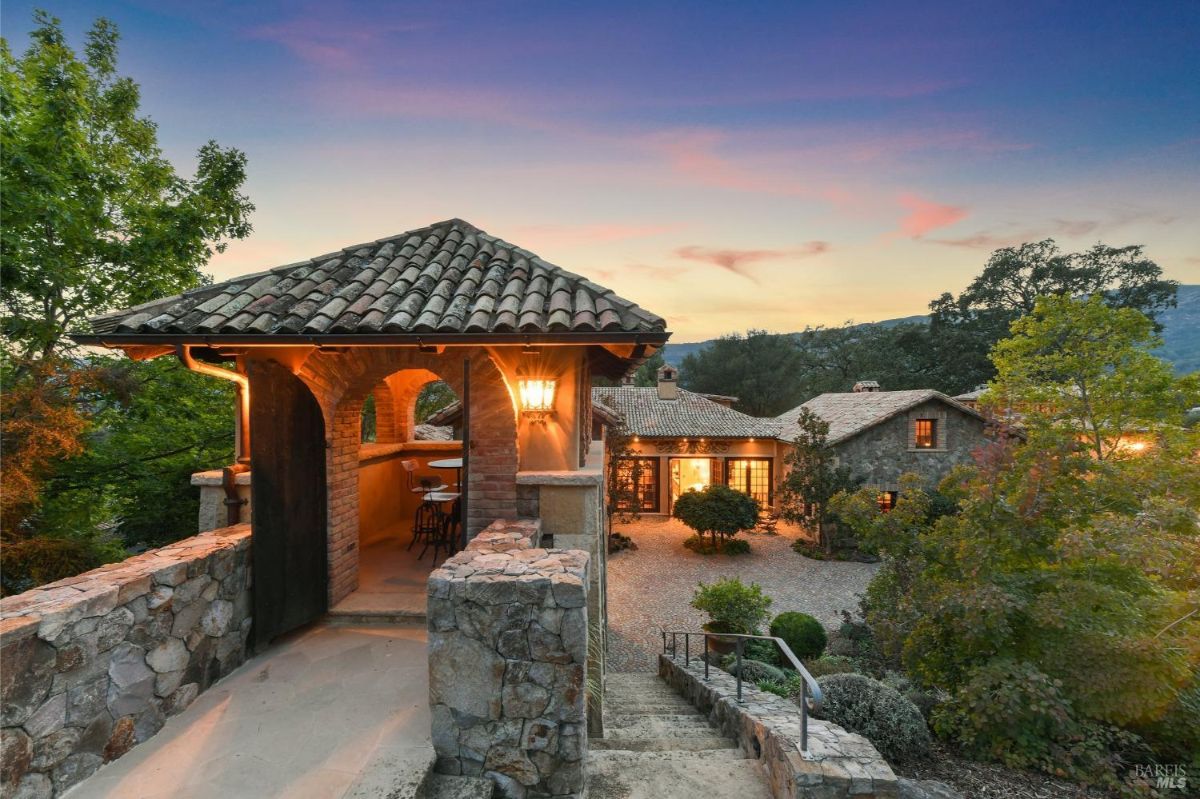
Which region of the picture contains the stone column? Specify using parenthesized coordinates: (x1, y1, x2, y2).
(427, 531, 589, 799)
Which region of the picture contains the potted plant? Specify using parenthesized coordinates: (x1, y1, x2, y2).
(690, 577, 772, 654)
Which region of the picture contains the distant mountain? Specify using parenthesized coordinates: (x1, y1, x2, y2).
(662, 285, 1200, 375)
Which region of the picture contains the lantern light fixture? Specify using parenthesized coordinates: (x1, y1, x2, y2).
(518, 377, 557, 423)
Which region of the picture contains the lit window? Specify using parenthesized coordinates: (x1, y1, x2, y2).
(914, 419, 937, 449)
(877, 491, 897, 512)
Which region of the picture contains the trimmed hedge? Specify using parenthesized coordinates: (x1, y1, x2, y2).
(770, 611, 827, 659)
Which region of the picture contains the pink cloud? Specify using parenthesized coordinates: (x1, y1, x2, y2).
(245, 11, 429, 70)
(674, 242, 829, 282)
(640, 130, 813, 197)
(895, 193, 968, 238)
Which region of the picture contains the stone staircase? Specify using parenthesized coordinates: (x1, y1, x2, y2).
(587, 673, 773, 799)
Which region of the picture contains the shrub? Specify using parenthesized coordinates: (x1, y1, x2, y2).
(691, 577, 772, 635)
(931, 659, 1077, 771)
(673, 484, 758, 549)
(806, 655, 858, 678)
(814, 673, 932, 763)
(744, 638, 782, 666)
(880, 671, 941, 720)
(608, 531, 637, 553)
(683, 535, 750, 555)
(720, 656, 786, 683)
(770, 611, 827, 660)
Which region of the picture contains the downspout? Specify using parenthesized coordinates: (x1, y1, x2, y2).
(177, 345, 250, 526)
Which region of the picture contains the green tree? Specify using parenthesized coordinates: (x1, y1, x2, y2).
(1, 11, 254, 362)
(0, 12, 253, 588)
(777, 408, 860, 552)
(988, 295, 1199, 460)
(929, 239, 1178, 392)
(38, 358, 235, 551)
(679, 330, 805, 416)
(832, 319, 1200, 783)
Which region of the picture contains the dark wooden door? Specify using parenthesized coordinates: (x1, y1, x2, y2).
(248, 360, 327, 647)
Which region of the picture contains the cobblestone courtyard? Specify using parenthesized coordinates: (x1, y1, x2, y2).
(606, 517, 878, 671)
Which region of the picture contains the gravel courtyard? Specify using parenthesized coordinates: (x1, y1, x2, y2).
(605, 517, 878, 672)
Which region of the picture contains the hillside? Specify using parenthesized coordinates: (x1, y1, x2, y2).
(663, 285, 1200, 375)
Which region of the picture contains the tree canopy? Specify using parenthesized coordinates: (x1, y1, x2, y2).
(988, 295, 1199, 460)
(1, 10, 253, 361)
(0, 12, 254, 591)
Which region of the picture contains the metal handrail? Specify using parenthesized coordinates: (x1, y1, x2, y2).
(660, 629, 824, 752)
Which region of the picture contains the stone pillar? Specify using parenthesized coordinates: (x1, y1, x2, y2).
(427, 527, 589, 799)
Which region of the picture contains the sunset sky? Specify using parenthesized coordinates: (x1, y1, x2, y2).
(6, 1, 1199, 340)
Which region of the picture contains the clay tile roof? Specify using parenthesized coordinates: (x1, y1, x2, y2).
(592, 387, 782, 439)
(775, 389, 983, 445)
(85, 219, 666, 338)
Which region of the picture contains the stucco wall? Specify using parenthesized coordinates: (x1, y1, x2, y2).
(0, 526, 252, 798)
(831, 399, 988, 492)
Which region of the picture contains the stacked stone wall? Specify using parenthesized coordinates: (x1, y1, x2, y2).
(0, 525, 252, 797)
(427, 519, 587, 799)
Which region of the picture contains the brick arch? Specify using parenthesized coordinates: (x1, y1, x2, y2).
(293, 347, 519, 605)
(373, 369, 450, 443)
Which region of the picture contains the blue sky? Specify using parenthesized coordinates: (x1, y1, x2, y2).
(5, 1, 1198, 339)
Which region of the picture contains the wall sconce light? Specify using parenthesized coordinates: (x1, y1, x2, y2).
(518, 377, 557, 423)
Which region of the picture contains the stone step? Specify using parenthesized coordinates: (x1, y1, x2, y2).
(590, 736, 739, 752)
(420, 773, 495, 799)
(604, 713, 710, 727)
(604, 695, 700, 705)
(606, 673, 672, 685)
(588, 747, 749, 763)
(587, 751, 771, 799)
(605, 688, 689, 700)
(602, 716, 715, 735)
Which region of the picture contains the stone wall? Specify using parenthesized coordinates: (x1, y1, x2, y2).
(427, 520, 589, 799)
(659, 654, 898, 799)
(514, 471, 608, 737)
(833, 399, 988, 493)
(0, 525, 252, 798)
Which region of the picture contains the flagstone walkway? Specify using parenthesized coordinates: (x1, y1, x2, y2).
(66, 625, 432, 799)
(606, 517, 878, 671)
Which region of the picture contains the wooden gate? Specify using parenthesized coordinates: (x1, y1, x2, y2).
(248, 360, 328, 647)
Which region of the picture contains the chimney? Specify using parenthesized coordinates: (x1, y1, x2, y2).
(853, 380, 881, 393)
(656, 364, 679, 400)
(620, 371, 636, 387)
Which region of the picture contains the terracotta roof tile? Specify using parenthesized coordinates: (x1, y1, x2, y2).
(593, 387, 782, 439)
(87, 219, 666, 338)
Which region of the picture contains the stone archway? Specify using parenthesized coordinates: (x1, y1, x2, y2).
(293, 347, 519, 605)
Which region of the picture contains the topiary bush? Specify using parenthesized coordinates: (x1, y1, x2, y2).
(674, 484, 758, 550)
(814, 673, 932, 763)
(770, 611, 828, 660)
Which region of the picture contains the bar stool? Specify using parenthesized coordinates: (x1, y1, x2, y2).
(403, 459, 448, 552)
(419, 492, 460, 561)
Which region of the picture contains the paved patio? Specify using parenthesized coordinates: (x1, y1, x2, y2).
(67, 625, 433, 799)
(606, 517, 878, 671)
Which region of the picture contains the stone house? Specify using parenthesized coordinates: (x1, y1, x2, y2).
(774, 381, 991, 507)
(594, 366, 786, 514)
